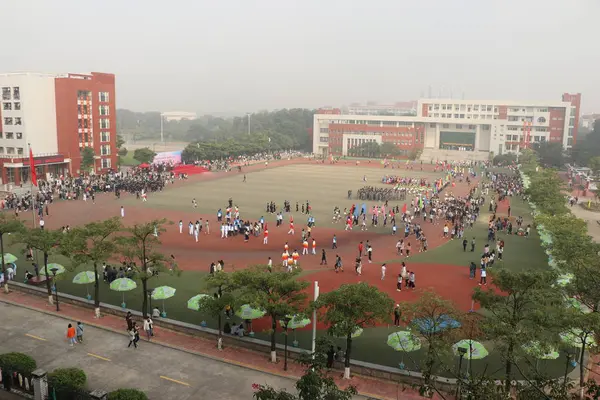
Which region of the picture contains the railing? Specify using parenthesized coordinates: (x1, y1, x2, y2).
(47, 384, 93, 400)
(0, 368, 35, 395)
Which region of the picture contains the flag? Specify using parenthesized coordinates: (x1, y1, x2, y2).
(29, 148, 37, 186)
(402, 204, 407, 214)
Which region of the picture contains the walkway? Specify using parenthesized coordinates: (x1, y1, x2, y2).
(0, 290, 439, 400)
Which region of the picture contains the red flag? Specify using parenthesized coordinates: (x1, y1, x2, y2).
(402, 204, 407, 214)
(29, 148, 37, 186)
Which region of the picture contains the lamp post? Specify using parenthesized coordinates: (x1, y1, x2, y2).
(456, 346, 467, 397)
(147, 288, 154, 317)
(50, 267, 59, 311)
(564, 349, 576, 391)
(283, 316, 291, 371)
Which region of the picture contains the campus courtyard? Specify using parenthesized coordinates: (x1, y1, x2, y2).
(7, 160, 565, 379)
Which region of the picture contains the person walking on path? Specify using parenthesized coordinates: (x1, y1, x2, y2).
(125, 311, 133, 331)
(128, 322, 140, 349)
(76, 322, 84, 343)
(393, 304, 401, 326)
(66, 323, 77, 347)
(144, 317, 153, 341)
(120, 206, 125, 218)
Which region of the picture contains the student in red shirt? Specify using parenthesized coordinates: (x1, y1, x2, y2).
(358, 241, 364, 257)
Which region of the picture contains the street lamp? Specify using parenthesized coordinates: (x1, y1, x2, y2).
(147, 288, 154, 317)
(50, 267, 59, 312)
(282, 316, 291, 371)
(456, 346, 467, 397)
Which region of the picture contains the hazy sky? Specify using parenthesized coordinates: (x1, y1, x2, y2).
(3, 0, 599, 114)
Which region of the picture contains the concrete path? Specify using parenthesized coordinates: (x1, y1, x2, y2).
(0, 302, 300, 400)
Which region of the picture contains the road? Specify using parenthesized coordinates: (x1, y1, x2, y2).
(0, 302, 299, 400)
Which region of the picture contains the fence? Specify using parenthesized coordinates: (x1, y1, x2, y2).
(46, 384, 94, 400)
(0, 368, 35, 396)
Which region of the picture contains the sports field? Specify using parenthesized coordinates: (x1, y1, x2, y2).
(8, 160, 564, 378)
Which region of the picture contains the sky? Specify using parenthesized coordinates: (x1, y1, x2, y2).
(2, 0, 599, 114)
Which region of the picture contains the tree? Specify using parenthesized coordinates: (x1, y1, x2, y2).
(493, 153, 518, 166)
(80, 146, 96, 172)
(407, 148, 423, 161)
(231, 265, 308, 364)
(572, 121, 600, 166)
(380, 142, 403, 158)
(588, 156, 600, 178)
(133, 147, 156, 164)
(116, 134, 125, 149)
(19, 228, 63, 304)
(60, 218, 122, 317)
(532, 141, 564, 167)
(535, 213, 590, 263)
(401, 290, 462, 394)
(312, 282, 394, 379)
(0, 213, 24, 293)
(197, 271, 237, 350)
(118, 147, 128, 157)
(253, 337, 357, 400)
(116, 219, 177, 318)
(472, 270, 564, 392)
(347, 142, 381, 158)
(525, 168, 568, 215)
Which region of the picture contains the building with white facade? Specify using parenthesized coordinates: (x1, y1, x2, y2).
(313, 93, 581, 161)
(161, 111, 197, 122)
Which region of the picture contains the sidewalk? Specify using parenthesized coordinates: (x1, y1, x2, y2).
(0, 290, 439, 400)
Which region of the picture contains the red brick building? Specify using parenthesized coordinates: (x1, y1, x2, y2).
(0, 72, 117, 187)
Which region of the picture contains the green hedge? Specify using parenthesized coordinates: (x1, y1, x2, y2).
(0, 352, 37, 374)
(48, 367, 87, 390)
(108, 388, 148, 400)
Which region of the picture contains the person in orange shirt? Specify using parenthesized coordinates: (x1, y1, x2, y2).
(287, 256, 294, 272)
(302, 239, 309, 255)
(66, 323, 77, 347)
(263, 229, 269, 245)
(292, 250, 300, 266)
(312, 239, 317, 255)
(284, 242, 289, 252)
(288, 222, 295, 235)
(282, 251, 289, 267)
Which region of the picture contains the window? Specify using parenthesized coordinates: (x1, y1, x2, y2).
(460, 114, 465, 118)
(77, 90, 91, 99)
(456, 124, 463, 129)
(3, 102, 11, 110)
(442, 105, 447, 110)
(319, 136, 328, 143)
(6, 147, 14, 155)
(568, 127, 574, 137)
(99, 92, 109, 102)
(99, 105, 110, 116)
(16, 132, 22, 139)
(537, 117, 546, 123)
(14, 102, 20, 110)
(454, 114, 459, 118)
(442, 124, 449, 128)
(101, 144, 111, 155)
(468, 125, 476, 129)
(319, 127, 329, 133)
(0, 147, 3, 154)
(17, 147, 23, 155)
(13, 87, 19, 100)
(78, 119, 83, 129)
(473, 105, 479, 111)
(101, 158, 112, 169)
(14, 117, 21, 125)
(83, 105, 89, 114)
(1, 87, 10, 100)
(429, 123, 435, 128)
(508, 126, 518, 131)
(0, 132, 2, 138)
(6, 132, 14, 139)
(4, 117, 13, 125)
(99, 118, 110, 129)
(538, 108, 548, 113)
(535, 127, 548, 132)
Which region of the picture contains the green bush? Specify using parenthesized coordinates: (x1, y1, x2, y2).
(0, 352, 37, 374)
(48, 367, 87, 390)
(108, 388, 149, 400)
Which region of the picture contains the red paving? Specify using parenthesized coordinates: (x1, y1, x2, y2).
(0, 290, 443, 400)
(25, 158, 484, 330)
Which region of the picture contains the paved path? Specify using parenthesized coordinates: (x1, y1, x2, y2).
(0, 302, 299, 400)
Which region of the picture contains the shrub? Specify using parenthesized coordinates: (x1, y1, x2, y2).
(48, 367, 87, 390)
(0, 352, 37, 374)
(108, 388, 148, 400)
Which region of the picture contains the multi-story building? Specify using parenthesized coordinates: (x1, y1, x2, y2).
(0, 72, 117, 186)
(313, 93, 581, 160)
(345, 101, 417, 116)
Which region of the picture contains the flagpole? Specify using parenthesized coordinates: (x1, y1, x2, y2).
(28, 143, 39, 265)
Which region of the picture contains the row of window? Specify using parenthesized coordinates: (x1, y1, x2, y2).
(78, 132, 111, 143)
(0, 132, 23, 139)
(0, 146, 24, 155)
(1, 87, 20, 101)
(428, 104, 550, 114)
(3, 117, 22, 126)
(2, 102, 21, 111)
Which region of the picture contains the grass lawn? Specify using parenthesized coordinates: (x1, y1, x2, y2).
(4, 164, 572, 379)
(119, 152, 140, 166)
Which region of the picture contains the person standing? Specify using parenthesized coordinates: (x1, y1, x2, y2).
(66, 323, 77, 347)
(320, 249, 327, 265)
(479, 268, 487, 286)
(396, 274, 402, 292)
(263, 229, 269, 244)
(358, 241, 364, 258)
(179, 220, 183, 234)
(125, 311, 133, 331)
(332, 235, 337, 249)
(462, 238, 468, 252)
(381, 263, 386, 280)
(120, 206, 125, 218)
(128, 322, 140, 348)
(393, 304, 401, 326)
(367, 244, 373, 263)
(312, 239, 317, 255)
(144, 317, 153, 341)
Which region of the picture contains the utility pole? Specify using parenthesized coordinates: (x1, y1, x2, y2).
(247, 113, 251, 135)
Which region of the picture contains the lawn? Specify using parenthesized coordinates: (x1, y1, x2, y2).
(5, 163, 572, 379)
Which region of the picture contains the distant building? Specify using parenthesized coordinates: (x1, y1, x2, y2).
(162, 111, 197, 122)
(0, 71, 117, 185)
(344, 101, 418, 116)
(581, 114, 600, 130)
(313, 93, 582, 160)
